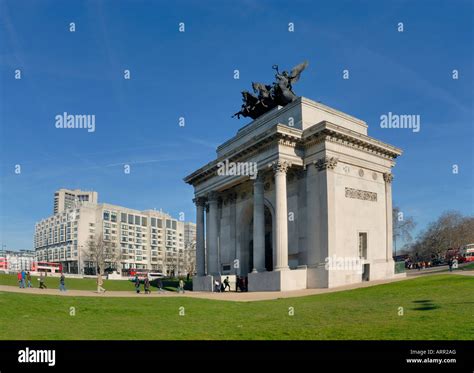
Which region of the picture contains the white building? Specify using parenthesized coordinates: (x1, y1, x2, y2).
(0, 249, 36, 272)
(185, 97, 402, 291)
(35, 190, 196, 275)
(53, 188, 98, 214)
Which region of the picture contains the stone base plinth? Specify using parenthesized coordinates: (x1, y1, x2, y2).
(369, 259, 396, 281)
(306, 266, 329, 288)
(192, 275, 214, 292)
(248, 268, 307, 292)
(307, 260, 403, 288)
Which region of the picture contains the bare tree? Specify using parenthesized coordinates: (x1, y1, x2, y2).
(185, 241, 196, 275)
(85, 233, 118, 274)
(409, 211, 474, 260)
(392, 207, 416, 256)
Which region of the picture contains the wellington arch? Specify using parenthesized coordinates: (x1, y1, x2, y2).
(184, 96, 403, 291)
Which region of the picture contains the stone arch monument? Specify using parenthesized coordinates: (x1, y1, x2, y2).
(185, 95, 402, 292)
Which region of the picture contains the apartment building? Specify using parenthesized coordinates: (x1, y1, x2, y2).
(35, 189, 196, 276)
(53, 188, 98, 214)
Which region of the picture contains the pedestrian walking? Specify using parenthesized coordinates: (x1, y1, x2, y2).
(17, 271, 23, 288)
(97, 273, 106, 293)
(39, 271, 47, 289)
(178, 279, 185, 294)
(134, 275, 141, 294)
(26, 271, 32, 288)
(157, 278, 164, 293)
(21, 270, 26, 288)
(223, 276, 231, 292)
(448, 258, 453, 272)
(59, 273, 66, 292)
(144, 276, 151, 294)
(235, 276, 240, 292)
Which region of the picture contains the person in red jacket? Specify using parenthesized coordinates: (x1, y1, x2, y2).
(17, 271, 23, 288)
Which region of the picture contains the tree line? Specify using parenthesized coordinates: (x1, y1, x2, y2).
(394, 208, 474, 260)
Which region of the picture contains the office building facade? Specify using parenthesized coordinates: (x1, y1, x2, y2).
(35, 190, 196, 275)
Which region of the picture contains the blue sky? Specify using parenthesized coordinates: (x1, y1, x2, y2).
(1, 0, 473, 250)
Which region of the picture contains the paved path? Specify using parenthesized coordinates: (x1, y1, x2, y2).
(0, 272, 471, 302)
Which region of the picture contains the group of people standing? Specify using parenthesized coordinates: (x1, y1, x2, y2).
(16, 270, 32, 288)
(235, 276, 248, 292)
(134, 275, 152, 294)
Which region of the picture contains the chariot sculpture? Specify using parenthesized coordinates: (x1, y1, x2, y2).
(233, 61, 309, 120)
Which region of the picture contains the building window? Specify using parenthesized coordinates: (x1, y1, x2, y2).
(358, 232, 368, 259)
(128, 214, 134, 224)
(121, 213, 127, 223)
(103, 211, 110, 221)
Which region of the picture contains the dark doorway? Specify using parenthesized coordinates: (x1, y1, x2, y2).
(247, 205, 273, 273)
(362, 264, 370, 281)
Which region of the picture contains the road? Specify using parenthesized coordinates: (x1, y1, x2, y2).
(406, 263, 471, 277)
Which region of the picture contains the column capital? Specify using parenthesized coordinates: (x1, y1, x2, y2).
(192, 196, 207, 207)
(383, 173, 394, 183)
(225, 192, 238, 204)
(253, 172, 265, 184)
(270, 160, 291, 174)
(207, 191, 219, 202)
(314, 156, 338, 171)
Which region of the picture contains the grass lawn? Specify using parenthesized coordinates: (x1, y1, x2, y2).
(0, 274, 473, 340)
(460, 262, 474, 271)
(0, 273, 189, 292)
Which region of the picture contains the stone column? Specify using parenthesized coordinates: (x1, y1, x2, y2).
(207, 191, 219, 275)
(193, 197, 206, 276)
(309, 156, 339, 266)
(252, 174, 265, 272)
(383, 173, 394, 260)
(227, 193, 238, 275)
(272, 160, 290, 271)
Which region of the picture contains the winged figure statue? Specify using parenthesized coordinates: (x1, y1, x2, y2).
(233, 61, 309, 119)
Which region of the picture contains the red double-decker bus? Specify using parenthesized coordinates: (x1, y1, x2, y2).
(461, 244, 474, 262)
(0, 256, 7, 271)
(32, 261, 62, 273)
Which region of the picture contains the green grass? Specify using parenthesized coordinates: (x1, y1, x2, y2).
(460, 262, 474, 271)
(0, 275, 472, 340)
(0, 273, 190, 292)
